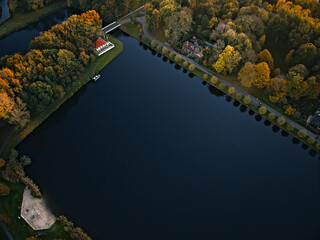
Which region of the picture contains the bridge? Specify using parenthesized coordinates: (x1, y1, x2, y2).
(102, 5, 145, 33)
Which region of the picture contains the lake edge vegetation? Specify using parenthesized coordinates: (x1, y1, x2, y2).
(120, 20, 320, 153)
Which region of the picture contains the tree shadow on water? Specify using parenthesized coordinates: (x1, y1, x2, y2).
(248, 109, 255, 115)
(226, 96, 232, 102)
(272, 125, 280, 132)
(208, 85, 225, 97)
(157, 53, 162, 57)
(169, 60, 174, 65)
(162, 56, 168, 62)
(255, 114, 262, 121)
(202, 81, 207, 86)
(183, 69, 188, 73)
(264, 120, 271, 126)
(188, 73, 195, 78)
(175, 64, 181, 70)
(233, 100, 240, 107)
(240, 105, 247, 113)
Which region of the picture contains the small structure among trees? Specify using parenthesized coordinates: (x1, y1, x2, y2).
(92, 37, 114, 56)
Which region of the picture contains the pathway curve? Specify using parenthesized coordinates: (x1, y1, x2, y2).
(136, 16, 319, 139)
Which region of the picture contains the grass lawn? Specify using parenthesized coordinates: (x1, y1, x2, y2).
(1, 34, 123, 159)
(121, 22, 142, 39)
(0, 180, 71, 239)
(0, 0, 67, 40)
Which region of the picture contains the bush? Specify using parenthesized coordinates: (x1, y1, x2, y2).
(0, 183, 10, 196)
(211, 76, 218, 84)
(183, 61, 188, 68)
(219, 82, 226, 90)
(2, 152, 25, 183)
(174, 55, 182, 63)
(142, 35, 148, 43)
(307, 137, 315, 144)
(268, 112, 276, 120)
(0, 158, 6, 168)
(243, 96, 251, 105)
(151, 40, 157, 48)
(169, 52, 174, 59)
(286, 123, 294, 131)
(235, 92, 243, 101)
(21, 177, 42, 198)
(203, 74, 208, 80)
(258, 106, 267, 115)
(162, 47, 168, 55)
(228, 87, 236, 95)
(189, 64, 195, 71)
(277, 117, 286, 126)
(316, 142, 320, 150)
(297, 130, 307, 138)
(156, 45, 162, 52)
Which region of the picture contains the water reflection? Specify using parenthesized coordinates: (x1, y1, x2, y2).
(208, 85, 224, 97)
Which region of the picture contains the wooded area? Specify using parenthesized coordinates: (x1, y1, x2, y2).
(144, 0, 320, 120)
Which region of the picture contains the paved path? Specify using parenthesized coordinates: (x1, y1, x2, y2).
(102, 6, 145, 34)
(136, 16, 319, 139)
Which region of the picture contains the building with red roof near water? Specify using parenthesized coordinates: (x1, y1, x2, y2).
(92, 37, 114, 56)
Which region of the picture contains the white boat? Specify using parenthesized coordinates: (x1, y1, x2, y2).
(92, 74, 101, 81)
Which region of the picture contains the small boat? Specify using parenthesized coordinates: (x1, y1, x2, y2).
(92, 74, 101, 81)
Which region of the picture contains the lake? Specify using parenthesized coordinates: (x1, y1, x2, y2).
(0, 0, 10, 24)
(0, 9, 319, 240)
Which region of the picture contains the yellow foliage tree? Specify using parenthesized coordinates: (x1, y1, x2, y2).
(239, 62, 270, 89)
(213, 45, 241, 74)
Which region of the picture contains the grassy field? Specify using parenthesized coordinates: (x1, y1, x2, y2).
(121, 22, 142, 38)
(0, 0, 67, 40)
(1, 34, 123, 158)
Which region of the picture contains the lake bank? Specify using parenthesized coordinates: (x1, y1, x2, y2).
(0, 0, 67, 40)
(17, 30, 320, 240)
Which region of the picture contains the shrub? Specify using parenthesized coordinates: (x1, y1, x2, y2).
(316, 142, 320, 150)
(21, 177, 42, 198)
(219, 82, 226, 90)
(277, 117, 286, 126)
(183, 61, 188, 68)
(162, 47, 168, 55)
(307, 137, 315, 144)
(2, 154, 25, 183)
(297, 130, 307, 139)
(286, 123, 294, 131)
(258, 106, 267, 115)
(268, 112, 276, 120)
(169, 52, 174, 59)
(0, 158, 6, 168)
(228, 87, 235, 95)
(243, 96, 251, 105)
(210, 76, 218, 84)
(0, 183, 10, 196)
(142, 35, 148, 43)
(203, 74, 208, 80)
(235, 92, 243, 101)
(151, 40, 157, 48)
(189, 64, 195, 71)
(174, 55, 182, 63)
(156, 45, 162, 52)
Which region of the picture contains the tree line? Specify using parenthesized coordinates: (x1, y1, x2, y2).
(144, 0, 320, 118)
(0, 10, 102, 128)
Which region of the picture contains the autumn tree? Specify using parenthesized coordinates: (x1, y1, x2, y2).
(213, 45, 241, 74)
(257, 49, 274, 70)
(238, 62, 270, 88)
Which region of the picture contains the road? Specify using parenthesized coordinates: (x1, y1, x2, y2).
(136, 16, 318, 139)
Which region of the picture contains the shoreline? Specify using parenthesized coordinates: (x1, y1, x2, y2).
(0, 0, 67, 40)
(120, 22, 320, 153)
(1, 34, 123, 158)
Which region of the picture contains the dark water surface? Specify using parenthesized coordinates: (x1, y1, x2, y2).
(14, 30, 320, 240)
(0, 0, 10, 24)
(0, 8, 72, 56)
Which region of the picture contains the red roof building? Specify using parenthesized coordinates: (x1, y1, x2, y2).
(93, 37, 107, 49)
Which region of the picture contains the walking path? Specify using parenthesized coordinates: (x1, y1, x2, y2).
(136, 16, 318, 139)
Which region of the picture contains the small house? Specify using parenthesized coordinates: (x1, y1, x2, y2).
(93, 37, 114, 56)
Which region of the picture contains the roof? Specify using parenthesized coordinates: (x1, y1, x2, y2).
(182, 41, 200, 53)
(93, 37, 107, 49)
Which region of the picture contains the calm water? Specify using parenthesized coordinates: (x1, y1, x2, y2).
(0, 8, 72, 55)
(10, 29, 319, 240)
(0, 0, 9, 24)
